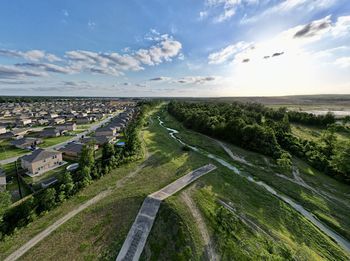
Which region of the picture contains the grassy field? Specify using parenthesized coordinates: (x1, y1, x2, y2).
(0, 140, 28, 160)
(40, 135, 74, 147)
(0, 106, 349, 260)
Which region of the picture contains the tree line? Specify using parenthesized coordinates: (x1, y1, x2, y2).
(0, 101, 158, 239)
(168, 101, 349, 184)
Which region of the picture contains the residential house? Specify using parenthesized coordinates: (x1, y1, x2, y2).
(81, 136, 115, 146)
(56, 122, 76, 131)
(95, 126, 116, 137)
(11, 137, 43, 149)
(21, 149, 63, 176)
(37, 119, 49, 125)
(76, 117, 91, 124)
(59, 142, 84, 160)
(53, 118, 65, 125)
(39, 128, 61, 138)
(16, 118, 32, 127)
(0, 126, 7, 134)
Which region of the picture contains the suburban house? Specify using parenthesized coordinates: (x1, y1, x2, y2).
(20, 149, 63, 176)
(0, 126, 6, 134)
(52, 118, 65, 125)
(0, 169, 6, 192)
(11, 137, 43, 149)
(81, 136, 115, 146)
(39, 128, 61, 138)
(59, 142, 97, 159)
(16, 118, 32, 127)
(56, 122, 77, 131)
(37, 119, 49, 125)
(76, 117, 91, 124)
(95, 126, 116, 137)
(59, 142, 84, 159)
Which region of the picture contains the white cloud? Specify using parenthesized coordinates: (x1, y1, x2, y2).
(334, 57, 350, 68)
(208, 41, 252, 64)
(0, 49, 61, 62)
(0, 65, 47, 79)
(201, 0, 260, 23)
(149, 76, 172, 81)
(242, 0, 338, 24)
(175, 76, 218, 84)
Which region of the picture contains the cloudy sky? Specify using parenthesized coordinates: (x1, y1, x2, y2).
(0, 0, 349, 97)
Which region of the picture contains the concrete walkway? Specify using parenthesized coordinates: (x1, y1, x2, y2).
(116, 163, 216, 261)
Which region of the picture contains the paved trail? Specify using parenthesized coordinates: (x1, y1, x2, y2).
(116, 164, 217, 261)
(181, 190, 218, 261)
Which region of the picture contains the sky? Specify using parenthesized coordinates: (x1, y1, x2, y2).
(0, 0, 349, 97)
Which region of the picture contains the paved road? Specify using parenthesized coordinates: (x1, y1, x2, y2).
(0, 114, 115, 165)
(116, 163, 216, 261)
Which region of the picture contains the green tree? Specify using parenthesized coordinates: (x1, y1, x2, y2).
(102, 143, 115, 163)
(277, 151, 293, 170)
(331, 140, 350, 180)
(79, 144, 95, 169)
(36, 188, 56, 213)
(61, 172, 75, 196)
(320, 128, 337, 157)
(0, 191, 11, 222)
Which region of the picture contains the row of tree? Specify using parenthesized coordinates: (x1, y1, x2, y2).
(167, 101, 349, 183)
(0, 101, 157, 239)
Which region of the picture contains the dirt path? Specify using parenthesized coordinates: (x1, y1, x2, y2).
(215, 140, 252, 166)
(180, 190, 218, 261)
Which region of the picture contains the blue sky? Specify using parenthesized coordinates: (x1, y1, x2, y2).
(0, 0, 349, 97)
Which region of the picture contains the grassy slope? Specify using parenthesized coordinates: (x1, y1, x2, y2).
(148, 108, 350, 260)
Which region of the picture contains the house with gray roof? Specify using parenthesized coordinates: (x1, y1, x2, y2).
(21, 149, 63, 176)
(11, 137, 43, 149)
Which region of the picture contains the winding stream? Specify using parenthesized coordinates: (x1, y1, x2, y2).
(158, 116, 350, 254)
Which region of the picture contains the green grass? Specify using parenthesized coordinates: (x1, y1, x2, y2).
(40, 135, 74, 147)
(0, 140, 28, 160)
(1, 106, 349, 260)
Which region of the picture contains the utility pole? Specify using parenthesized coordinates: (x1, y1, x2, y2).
(15, 160, 23, 199)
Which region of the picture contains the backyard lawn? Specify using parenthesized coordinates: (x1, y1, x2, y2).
(0, 140, 28, 160)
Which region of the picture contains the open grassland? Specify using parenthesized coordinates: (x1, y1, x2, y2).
(145, 108, 350, 260)
(1, 106, 349, 261)
(291, 124, 350, 142)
